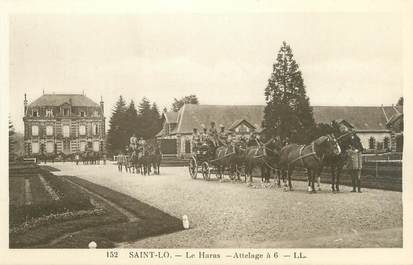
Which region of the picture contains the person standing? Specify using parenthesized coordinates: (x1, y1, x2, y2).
(218, 124, 228, 146)
(200, 125, 209, 144)
(191, 128, 201, 153)
(138, 137, 146, 154)
(347, 146, 363, 192)
(209, 121, 219, 147)
(130, 133, 138, 151)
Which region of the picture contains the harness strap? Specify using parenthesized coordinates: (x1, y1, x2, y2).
(289, 142, 322, 166)
(210, 148, 236, 163)
(336, 131, 351, 141)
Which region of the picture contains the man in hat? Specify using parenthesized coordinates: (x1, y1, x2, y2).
(209, 121, 219, 147)
(200, 125, 209, 144)
(138, 137, 146, 154)
(247, 130, 260, 147)
(218, 124, 228, 146)
(347, 145, 363, 192)
(191, 128, 201, 153)
(130, 133, 138, 151)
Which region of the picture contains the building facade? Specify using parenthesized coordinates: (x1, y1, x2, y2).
(23, 93, 106, 156)
(157, 104, 403, 158)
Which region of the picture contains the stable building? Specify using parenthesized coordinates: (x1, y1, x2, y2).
(157, 104, 403, 158)
(23, 93, 106, 156)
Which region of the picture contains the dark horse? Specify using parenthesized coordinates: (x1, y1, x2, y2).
(199, 139, 244, 181)
(279, 135, 341, 192)
(128, 139, 162, 175)
(318, 121, 364, 192)
(243, 138, 282, 183)
(147, 139, 162, 175)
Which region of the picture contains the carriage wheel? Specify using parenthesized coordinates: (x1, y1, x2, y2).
(201, 162, 211, 181)
(189, 157, 198, 179)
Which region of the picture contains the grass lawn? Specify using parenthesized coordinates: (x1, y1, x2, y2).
(10, 200, 127, 248)
(10, 170, 94, 226)
(9, 177, 26, 207)
(10, 172, 183, 248)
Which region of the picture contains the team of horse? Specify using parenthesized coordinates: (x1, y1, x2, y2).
(201, 121, 363, 193)
(36, 151, 107, 165)
(117, 139, 162, 175)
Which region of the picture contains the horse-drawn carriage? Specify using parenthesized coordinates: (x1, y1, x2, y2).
(118, 139, 162, 175)
(188, 121, 363, 193)
(188, 140, 246, 181)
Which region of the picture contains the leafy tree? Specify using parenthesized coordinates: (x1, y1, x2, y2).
(397, 97, 403, 106)
(9, 118, 16, 161)
(107, 96, 128, 155)
(171, 94, 199, 112)
(263, 41, 316, 143)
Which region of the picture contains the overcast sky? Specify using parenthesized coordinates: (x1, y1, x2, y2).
(9, 13, 402, 132)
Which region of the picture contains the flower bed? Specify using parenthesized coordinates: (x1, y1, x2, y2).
(10, 170, 94, 226)
(10, 208, 105, 235)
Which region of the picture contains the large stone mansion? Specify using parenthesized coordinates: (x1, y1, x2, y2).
(23, 93, 106, 156)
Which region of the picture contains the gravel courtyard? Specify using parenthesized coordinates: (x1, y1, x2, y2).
(52, 163, 402, 248)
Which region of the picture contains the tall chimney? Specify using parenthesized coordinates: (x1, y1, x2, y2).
(24, 93, 28, 115)
(100, 96, 104, 115)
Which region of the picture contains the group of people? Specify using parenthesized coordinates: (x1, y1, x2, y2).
(190, 121, 264, 153)
(128, 134, 147, 153)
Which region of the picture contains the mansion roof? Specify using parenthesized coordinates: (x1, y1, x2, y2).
(28, 94, 100, 108)
(160, 104, 403, 135)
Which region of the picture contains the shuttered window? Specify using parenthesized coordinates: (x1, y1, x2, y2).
(63, 125, 70, 137)
(93, 141, 100, 152)
(80, 142, 87, 151)
(32, 126, 39, 136)
(32, 142, 39, 153)
(46, 142, 54, 153)
(79, 125, 86, 136)
(46, 126, 53, 136)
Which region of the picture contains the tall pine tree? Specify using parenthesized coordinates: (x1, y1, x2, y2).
(107, 96, 128, 155)
(137, 97, 154, 139)
(125, 100, 139, 138)
(150, 102, 162, 136)
(263, 41, 315, 143)
(9, 118, 16, 161)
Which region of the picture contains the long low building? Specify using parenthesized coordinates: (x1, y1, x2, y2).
(157, 104, 403, 158)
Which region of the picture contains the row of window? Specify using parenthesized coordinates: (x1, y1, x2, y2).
(30, 124, 100, 137)
(31, 109, 99, 117)
(30, 141, 101, 153)
(368, 136, 390, 150)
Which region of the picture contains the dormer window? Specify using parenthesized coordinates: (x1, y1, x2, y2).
(63, 108, 70, 116)
(80, 111, 86, 117)
(93, 110, 98, 117)
(32, 110, 38, 117)
(46, 109, 53, 117)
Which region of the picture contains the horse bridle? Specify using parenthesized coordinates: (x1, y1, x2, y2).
(336, 131, 352, 142)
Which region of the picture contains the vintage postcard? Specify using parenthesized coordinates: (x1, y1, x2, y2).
(1, 0, 412, 264)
